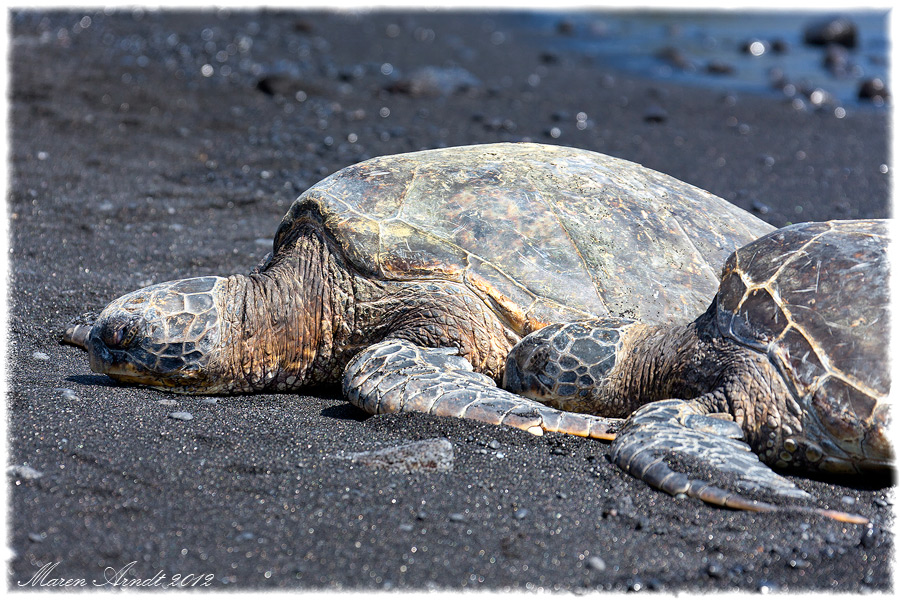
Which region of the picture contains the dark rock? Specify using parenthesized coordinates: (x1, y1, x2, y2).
(858, 78, 889, 103)
(706, 61, 735, 75)
(770, 38, 790, 53)
(388, 66, 481, 97)
(556, 20, 575, 36)
(256, 75, 328, 99)
(804, 16, 858, 48)
(656, 46, 693, 70)
(293, 19, 314, 34)
(643, 105, 668, 123)
(751, 200, 771, 215)
(540, 51, 560, 64)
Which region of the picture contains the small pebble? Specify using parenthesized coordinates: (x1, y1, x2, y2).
(168, 411, 194, 421)
(487, 440, 500, 450)
(707, 562, 724, 578)
(840, 495, 855, 505)
(158, 399, 178, 406)
(398, 523, 414, 533)
(448, 512, 466, 522)
(860, 524, 878, 549)
(585, 556, 606, 571)
(513, 508, 529, 520)
(28, 532, 45, 543)
(8, 465, 44, 480)
(32, 351, 50, 361)
(200, 398, 218, 405)
(56, 388, 79, 401)
(742, 39, 767, 56)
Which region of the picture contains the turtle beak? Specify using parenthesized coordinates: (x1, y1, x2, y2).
(61, 322, 93, 351)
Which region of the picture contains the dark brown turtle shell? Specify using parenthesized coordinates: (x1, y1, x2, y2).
(715, 219, 890, 468)
(275, 143, 773, 334)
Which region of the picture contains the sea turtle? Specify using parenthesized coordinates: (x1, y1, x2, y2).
(502, 218, 891, 520)
(64, 142, 770, 403)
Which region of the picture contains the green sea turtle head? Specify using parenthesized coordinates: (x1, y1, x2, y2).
(66, 276, 228, 393)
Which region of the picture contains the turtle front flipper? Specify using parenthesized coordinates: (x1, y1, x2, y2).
(343, 339, 622, 439)
(612, 399, 868, 524)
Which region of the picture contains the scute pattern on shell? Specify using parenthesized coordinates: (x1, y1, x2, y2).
(275, 143, 773, 334)
(716, 220, 890, 461)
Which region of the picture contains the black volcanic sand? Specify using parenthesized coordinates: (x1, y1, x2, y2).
(7, 10, 892, 592)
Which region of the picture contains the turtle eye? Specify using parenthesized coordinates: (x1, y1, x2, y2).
(98, 317, 142, 350)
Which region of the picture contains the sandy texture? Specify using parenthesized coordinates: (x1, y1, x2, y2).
(7, 10, 891, 592)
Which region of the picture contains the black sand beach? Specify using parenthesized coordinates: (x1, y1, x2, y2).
(7, 9, 892, 591)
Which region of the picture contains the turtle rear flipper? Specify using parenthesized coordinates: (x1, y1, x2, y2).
(343, 339, 622, 439)
(612, 399, 868, 524)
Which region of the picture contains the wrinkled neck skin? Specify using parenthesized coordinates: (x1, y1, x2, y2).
(597, 317, 716, 417)
(209, 228, 353, 394)
(203, 223, 518, 394)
